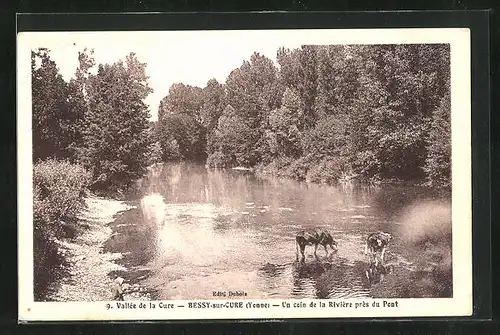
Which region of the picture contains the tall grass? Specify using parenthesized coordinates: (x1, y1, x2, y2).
(33, 159, 91, 300)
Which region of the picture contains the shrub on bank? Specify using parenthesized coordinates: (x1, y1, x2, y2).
(33, 159, 90, 300)
(255, 154, 358, 187)
(147, 141, 164, 166)
(306, 156, 349, 185)
(34, 159, 91, 230)
(283, 155, 318, 181)
(206, 150, 235, 168)
(254, 156, 293, 178)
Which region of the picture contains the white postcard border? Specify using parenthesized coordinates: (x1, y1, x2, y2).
(17, 27, 472, 321)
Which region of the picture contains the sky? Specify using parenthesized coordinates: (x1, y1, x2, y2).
(42, 31, 305, 121)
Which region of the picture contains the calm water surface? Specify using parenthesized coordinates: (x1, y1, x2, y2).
(104, 162, 452, 300)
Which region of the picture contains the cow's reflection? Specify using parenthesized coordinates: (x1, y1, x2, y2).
(294, 258, 332, 277)
(365, 262, 394, 285)
(295, 248, 337, 264)
(260, 262, 287, 278)
(291, 257, 373, 299)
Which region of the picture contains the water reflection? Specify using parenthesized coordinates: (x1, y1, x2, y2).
(108, 162, 452, 300)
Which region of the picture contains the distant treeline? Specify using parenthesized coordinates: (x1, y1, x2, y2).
(156, 44, 451, 188)
(32, 44, 451, 194)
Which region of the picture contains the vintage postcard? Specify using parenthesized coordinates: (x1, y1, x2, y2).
(18, 27, 472, 321)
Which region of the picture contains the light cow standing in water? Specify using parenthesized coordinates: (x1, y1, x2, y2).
(364, 231, 393, 266)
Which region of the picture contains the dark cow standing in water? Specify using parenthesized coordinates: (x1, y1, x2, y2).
(296, 229, 337, 260)
(364, 231, 393, 265)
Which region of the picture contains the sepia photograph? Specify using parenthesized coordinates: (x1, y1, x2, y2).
(18, 27, 472, 321)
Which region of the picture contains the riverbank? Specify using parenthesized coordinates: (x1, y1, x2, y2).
(251, 159, 450, 195)
(45, 195, 151, 302)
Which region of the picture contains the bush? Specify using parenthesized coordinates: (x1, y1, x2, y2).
(33, 159, 90, 299)
(162, 137, 181, 161)
(283, 155, 318, 181)
(34, 159, 91, 229)
(254, 156, 294, 178)
(306, 156, 349, 185)
(206, 151, 235, 168)
(147, 141, 163, 166)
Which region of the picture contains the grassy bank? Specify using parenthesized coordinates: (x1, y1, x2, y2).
(33, 159, 155, 301)
(252, 156, 451, 193)
(254, 156, 387, 187)
(33, 159, 91, 300)
(255, 156, 342, 184)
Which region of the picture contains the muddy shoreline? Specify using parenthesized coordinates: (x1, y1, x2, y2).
(46, 195, 153, 302)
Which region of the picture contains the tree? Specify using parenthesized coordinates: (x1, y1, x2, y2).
(314, 45, 359, 120)
(158, 83, 204, 120)
(223, 52, 280, 165)
(66, 48, 96, 162)
(207, 104, 255, 167)
(200, 78, 226, 130)
(225, 53, 279, 127)
(79, 53, 153, 192)
(424, 91, 451, 187)
(200, 79, 226, 156)
(157, 82, 206, 161)
(31, 49, 70, 160)
(145, 121, 163, 165)
(343, 44, 450, 181)
(266, 88, 304, 158)
(159, 114, 206, 161)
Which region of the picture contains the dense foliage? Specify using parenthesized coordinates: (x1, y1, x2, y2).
(157, 45, 451, 187)
(31, 43, 451, 203)
(31, 43, 451, 194)
(32, 49, 74, 160)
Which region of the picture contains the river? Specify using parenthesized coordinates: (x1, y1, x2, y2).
(103, 162, 452, 300)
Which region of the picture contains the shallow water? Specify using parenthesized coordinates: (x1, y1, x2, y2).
(104, 162, 452, 300)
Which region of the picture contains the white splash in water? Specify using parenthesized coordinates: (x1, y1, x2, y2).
(355, 205, 371, 209)
(140, 193, 167, 225)
(278, 207, 294, 212)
